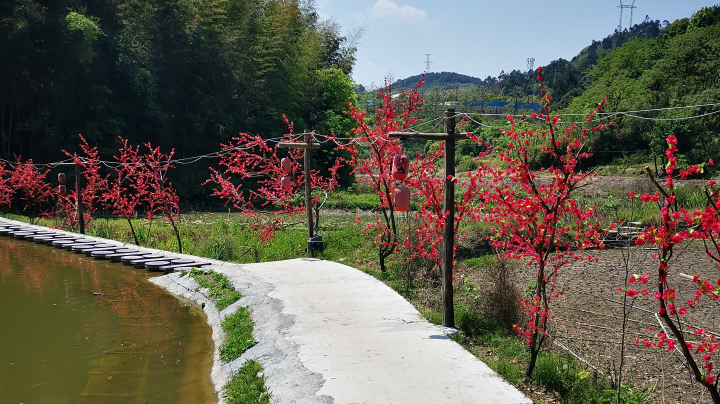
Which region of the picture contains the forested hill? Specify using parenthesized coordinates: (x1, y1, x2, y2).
(388, 17, 664, 100)
(392, 72, 484, 90)
(390, 7, 720, 168)
(0, 0, 358, 167)
(565, 5, 720, 167)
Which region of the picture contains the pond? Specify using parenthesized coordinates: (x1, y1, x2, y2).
(0, 237, 215, 404)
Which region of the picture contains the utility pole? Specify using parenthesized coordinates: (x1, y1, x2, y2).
(278, 130, 320, 257)
(389, 109, 461, 328)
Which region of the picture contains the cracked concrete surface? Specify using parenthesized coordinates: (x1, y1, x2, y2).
(157, 258, 531, 404)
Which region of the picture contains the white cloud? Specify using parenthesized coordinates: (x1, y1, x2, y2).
(364, 0, 428, 23)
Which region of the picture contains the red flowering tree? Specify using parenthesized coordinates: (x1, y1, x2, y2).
(336, 81, 426, 272)
(104, 138, 147, 245)
(470, 67, 606, 379)
(103, 138, 182, 250)
(0, 163, 13, 208)
(56, 135, 108, 230)
(628, 135, 720, 403)
(205, 119, 340, 243)
(140, 144, 183, 252)
(400, 137, 483, 276)
(9, 159, 54, 223)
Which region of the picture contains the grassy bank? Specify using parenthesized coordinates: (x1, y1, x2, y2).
(181, 268, 270, 404)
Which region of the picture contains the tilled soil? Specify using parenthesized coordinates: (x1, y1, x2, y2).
(577, 176, 706, 198)
(543, 243, 720, 404)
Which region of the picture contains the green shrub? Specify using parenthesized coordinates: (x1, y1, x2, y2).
(202, 235, 241, 261)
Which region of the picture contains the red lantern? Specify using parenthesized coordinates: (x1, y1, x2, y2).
(58, 185, 67, 195)
(281, 176, 292, 192)
(281, 158, 292, 174)
(392, 154, 409, 180)
(393, 186, 410, 212)
(58, 173, 66, 184)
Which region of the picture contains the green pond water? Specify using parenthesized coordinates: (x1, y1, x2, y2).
(0, 237, 215, 404)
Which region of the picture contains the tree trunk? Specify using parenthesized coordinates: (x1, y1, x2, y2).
(526, 345, 539, 381)
(167, 212, 182, 253)
(379, 251, 387, 273)
(525, 261, 547, 381)
(172, 221, 182, 253)
(126, 217, 140, 246)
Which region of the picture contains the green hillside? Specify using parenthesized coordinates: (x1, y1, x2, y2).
(388, 6, 720, 170)
(564, 5, 720, 167)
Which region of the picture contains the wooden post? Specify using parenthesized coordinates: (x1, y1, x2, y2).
(653, 151, 659, 176)
(442, 109, 456, 328)
(278, 132, 319, 258)
(387, 108, 461, 328)
(304, 130, 315, 257)
(75, 163, 85, 235)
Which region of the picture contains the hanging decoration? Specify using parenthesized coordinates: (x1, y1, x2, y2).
(281, 158, 292, 174)
(281, 176, 292, 192)
(393, 186, 410, 212)
(392, 154, 409, 180)
(58, 173, 67, 195)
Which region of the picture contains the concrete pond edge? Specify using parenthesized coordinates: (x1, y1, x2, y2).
(0, 217, 333, 404)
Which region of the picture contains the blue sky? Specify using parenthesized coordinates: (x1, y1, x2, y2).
(315, 0, 717, 87)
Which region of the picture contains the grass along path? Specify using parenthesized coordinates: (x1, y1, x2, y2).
(180, 268, 269, 404)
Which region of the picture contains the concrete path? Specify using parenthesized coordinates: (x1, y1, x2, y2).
(0, 218, 531, 403)
(211, 258, 531, 404)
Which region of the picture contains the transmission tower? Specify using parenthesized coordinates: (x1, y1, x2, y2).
(618, 0, 637, 31)
(424, 54, 433, 73)
(526, 58, 535, 73)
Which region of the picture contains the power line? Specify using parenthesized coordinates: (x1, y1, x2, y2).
(458, 101, 720, 124)
(3, 100, 720, 169)
(0, 134, 301, 170)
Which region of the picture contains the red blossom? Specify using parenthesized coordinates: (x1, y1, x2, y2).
(631, 135, 720, 396)
(469, 67, 604, 377)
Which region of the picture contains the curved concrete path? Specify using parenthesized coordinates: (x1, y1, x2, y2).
(204, 258, 531, 404)
(0, 218, 530, 403)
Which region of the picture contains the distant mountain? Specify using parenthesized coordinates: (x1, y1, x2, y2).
(386, 16, 665, 104)
(392, 72, 484, 90)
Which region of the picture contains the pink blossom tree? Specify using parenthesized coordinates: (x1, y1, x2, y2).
(470, 67, 607, 379)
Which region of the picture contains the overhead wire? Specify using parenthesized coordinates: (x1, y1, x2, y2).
(0, 134, 293, 170)
(3, 101, 720, 169)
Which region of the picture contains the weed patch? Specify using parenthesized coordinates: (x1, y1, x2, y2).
(181, 269, 266, 401)
(224, 360, 270, 404)
(185, 268, 241, 310)
(220, 309, 257, 362)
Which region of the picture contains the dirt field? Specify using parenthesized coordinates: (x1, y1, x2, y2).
(546, 243, 719, 404)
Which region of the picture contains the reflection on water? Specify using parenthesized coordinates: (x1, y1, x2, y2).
(0, 238, 215, 404)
